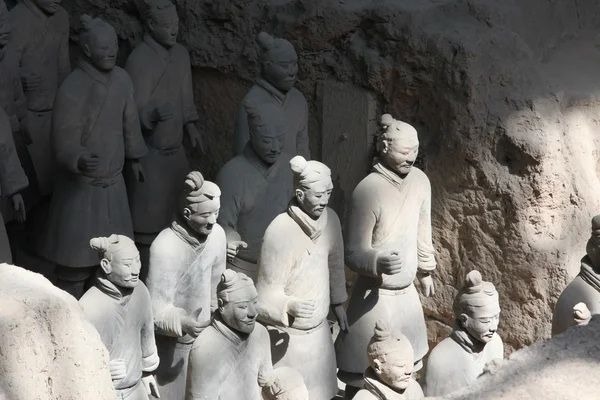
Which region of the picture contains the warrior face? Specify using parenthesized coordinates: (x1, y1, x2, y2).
(99, 241, 141, 289)
(460, 303, 500, 344)
(295, 178, 333, 220)
(380, 134, 419, 177)
(0, 2, 10, 49)
(373, 349, 414, 391)
(263, 53, 298, 93)
(84, 28, 118, 71)
(251, 125, 285, 165)
(219, 284, 259, 334)
(33, 0, 62, 15)
(148, 7, 179, 48)
(184, 199, 220, 237)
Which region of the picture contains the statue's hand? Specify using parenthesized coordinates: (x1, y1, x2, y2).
(186, 123, 204, 153)
(77, 153, 99, 172)
(181, 307, 207, 338)
(418, 273, 435, 297)
(130, 160, 145, 183)
(332, 303, 348, 333)
(287, 299, 316, 319)
(21, 72, 41, 92)
(152, 103, 174, 122)
(376, 250, 403, 275)
(109, 359, 127, 381)
(11, 193, 26, 222)
(226, 240, 248, 262)
(8, 115, 19, 133)
(142, 374, 160, 398)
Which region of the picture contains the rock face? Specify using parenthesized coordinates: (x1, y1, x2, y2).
(52, 0, 600, 351)
(438, 316, 600, 400)
(0, 264, 114, 400)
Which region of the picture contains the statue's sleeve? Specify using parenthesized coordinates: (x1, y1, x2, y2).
(12, 59, 27, 122)
(210, 230, 227, 313)
(0, 110, 28, 197)
(328, 211, 348, 305)
(124, 50, 157, 132)
(146, 239, 187, 337)
(296, 94, 310, 159)
(417, 176, 436, 273)
(344, 179, 381, 277)
(51, 79, 89, 173)
(57, 10, 71, 85)
(186, 337, 224, 400)
(256, 219, 294, 327)
(233, 99, 249, 156)
(215, 166, 241, 236)
(140, 284, 160, 372)
(181, 49, 199, 126)
(121, 72, 148, 160)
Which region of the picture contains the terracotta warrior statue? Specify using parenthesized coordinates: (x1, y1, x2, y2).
(335, 114, 436, 397)
(0, 107, 28, 263)
(256, 155, 347, 400)
(233, 31, 309, 159)
(125, 0, 202, 265)
(354, 320, 424, 400)
(424, 270, 503, 397)
(146, 171, 226, 399)
(259, 367, 309, 400)
(216, 100, 293, 282)
(10, 0, 71, 197)
(552, 215, 600, 336)
(37, 15, 148, 300)
(80, 235, 160, 399)
(186, 270, 272, 400)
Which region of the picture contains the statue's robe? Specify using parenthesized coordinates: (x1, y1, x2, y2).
(424, 327, 503, 397)
(10, 0, 71, 195)
(124, 35, 198, 241)
(186, 315, 272, 400)
(233, 77, 310, 159)
(0, 108, 28, 263)
(257, 201, 347, 400)
(335, 162, 436, 386)
(216, 144, 293, 281)
(80, 274, 160, 400)
(38, 60, 147, 268)
(146, 218, 227, 400)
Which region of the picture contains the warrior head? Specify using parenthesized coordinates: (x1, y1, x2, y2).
(0, 0, 10, 51)
(256, 32, 298, 93)
(33, 0, 62, 15)
(377, 114, 419, 177)
(366, 320, 414, 391)
(290, 156, 333, 220)
(79, 15, 118, 71)
(586, 215, 600, 268)
(258, 367, 309, 400)
(179, 171, 221, 237)
(217, 270, 259, 334)
(90, 234, 141, 289)
(244, 99, 286, 165)
(453, 270, 501, 344)
(142, 0, 179, 48)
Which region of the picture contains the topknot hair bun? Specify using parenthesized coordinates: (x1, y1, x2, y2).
(372, 319, 392, 342)
(289, 155, 308, 175)
(380, 114, 394, 129)
(464, 270, 483, 294)
(256, 31, 275, 50)
(80, 14, 93, 30)
(89, 234, 120, 253)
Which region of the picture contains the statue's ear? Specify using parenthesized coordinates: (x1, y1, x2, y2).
(459, 313, 469, 328)
(183, 207, 192, 222)
(295, 189, 304, 203)
(217, 298, 225, 313)
(373, 358, 383, 374)
(82, 44, 91, 59)
(99, 258, 112, 275)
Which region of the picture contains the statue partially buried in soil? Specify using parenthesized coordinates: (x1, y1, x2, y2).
(125, 0, 202, 262)
(335, 114, 436, 397)
(186, 270, 272, 400)
(354, 320, 424, 400)
(256, 155, 347, 400)
(233, 31, 309, 159)
(552, 215, 600, 336)
(80, 234, 160, 399)
(37, 15, 147, 300)
(146, 171, 226, 399)
(424, 270, 503, 397)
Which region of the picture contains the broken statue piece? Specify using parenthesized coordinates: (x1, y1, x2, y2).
(10, 0, 71, 196)
(146, 171, 226, 400)
(125, 0, 201, 248)
(186, 270, 272, 400)
(0, 107, 28, 263)
(233, 31, 310, 159)
(259, 367, 309, 400)
(552, 215, 600, 336)
(256, 155, 347, 400)
(335, 114, 436, 392)
(216, 100, 293, 282)
(354, 320, 424, 400)
(424, 270, 503, 397)
(37, 15, 147, 300)
(80, 234, 160, 400)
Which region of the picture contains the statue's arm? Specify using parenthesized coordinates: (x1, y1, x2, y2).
(233, 99, 249, 156)
(215, 168, 242, 240)
(417, 177, 436, 274)
(296, 95, 310, 159)
(57, 10, 71, 85)
(328, 211, 348, 305)
(121, 73, 148, 160)
(0, 111, 28, 196)
(140, 285, 160, 372)
(181, 50, 199, 127)
(210, 230, 227, 313)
